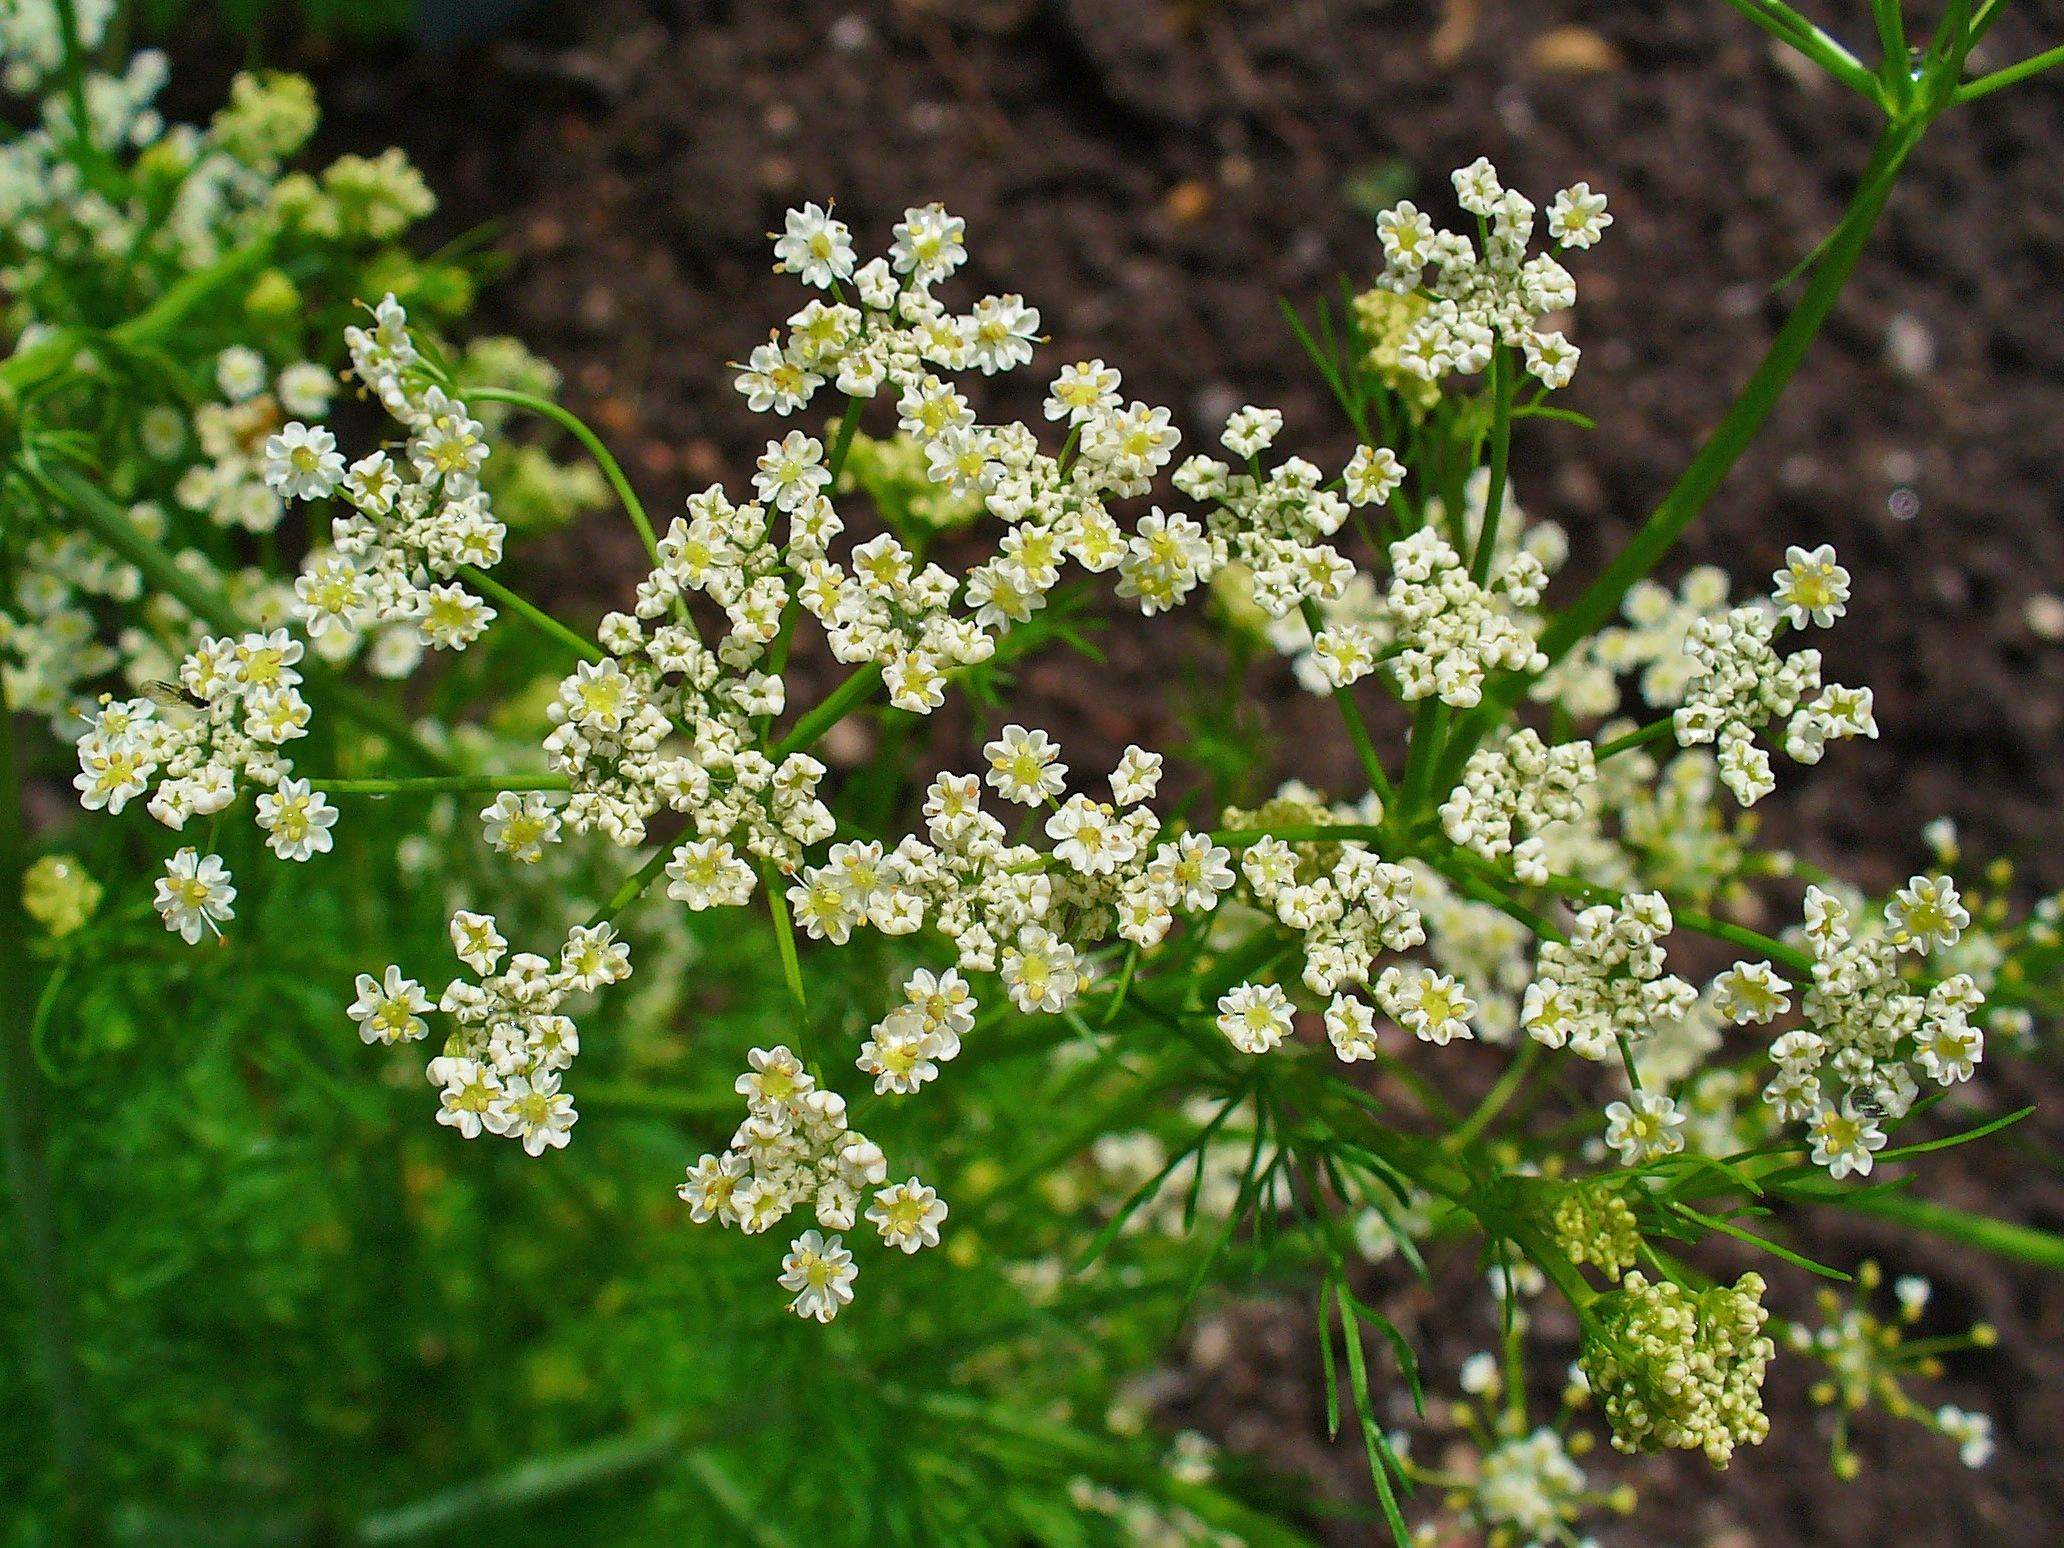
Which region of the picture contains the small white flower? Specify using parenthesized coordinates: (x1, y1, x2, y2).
(1603, 1091, 1686, 1165)
(779, 1229, 857, 1322)
(262, 421, 345, 500)
(1217, 981, 1293, 1054)
(349, 965, 431, 1045)
(153, 848, 236, 944)
(867, 1179, 948, 1254)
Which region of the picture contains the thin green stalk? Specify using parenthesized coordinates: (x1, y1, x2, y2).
(456, 563, 604, 663)
(1209, 823, 1387, 848)
(825, 393, 864, 481)
(2, 234, 274, 395)
(772, 662, 882, 758)
(1299, 600, 1395, 808)
(29, 463, 454, 771)
(1714, 0, 1884, 102)
(353, 1420, 687, 1544)
(1592, 716, 1675, 762)
(49, 0, 98, 172)
(465, 386, 663, 568)
(586, 844, 673, 929)
(1467, 345, 1515, 586)
(310, 773, 568, 797)
(1834, 1189, 2064, 1273)
(761, 862, 808, 1013)
(1957, 42, 2064, 100)
(1445, 1041, 1540, 1153)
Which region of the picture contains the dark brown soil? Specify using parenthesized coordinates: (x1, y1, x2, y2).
(277, 2, 2064, 1541)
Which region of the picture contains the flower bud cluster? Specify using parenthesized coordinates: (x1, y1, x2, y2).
(1551, 1184, 1641, 1282)
(1582, 1270, 1773, 1467)
(1441, 728, 1596, 882)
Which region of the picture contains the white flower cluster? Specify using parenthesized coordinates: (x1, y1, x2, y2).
(348, 910, 631, 1156)
(76, 629, 342, 939)
(1474, 1426, 1589, 1548)
(1673, 545, 1875, 804)
(1374, 158, 1610, 391)
(678, 1045, 946, 1322)
(1440, 728, 1596, 883)
(1374, 526, 1549, 706)
(1535, 565, 1732, 721)
(273, 296, 506, 663)
(1714, 878, 1981, 1178)
(1523, 891, 1696, 1096)
(1229, 836, 1452, 1059)
(1168, 421, 1403, 623)
(782, 734, 1231, 1001)
(735, 203, 1189, 700)
(1267, 469, 1568, 702)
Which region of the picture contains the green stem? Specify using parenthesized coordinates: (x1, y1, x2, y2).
(1714, 0, 1884, 101)
(1834, 1190, 2064, 1274)
(353, 1420, 687, 1544)
(772, 662, 882, 758)
(761, 863, 808, 1014)
(1468, 345, 1515, 586)
(1957, 42, 2064, 100)
(825, 393, 864, 481)
(1208, 823, 1387, 848)
(456, 563, 604, 663)
(586, 844, 672, 929)
(1446, 1041, 1540, 1153)
(465, 387, 663, 568)
(1592, 716, 1675, 762)
(2, 234, 274, 395)
(1299, 600, 1395, 808)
